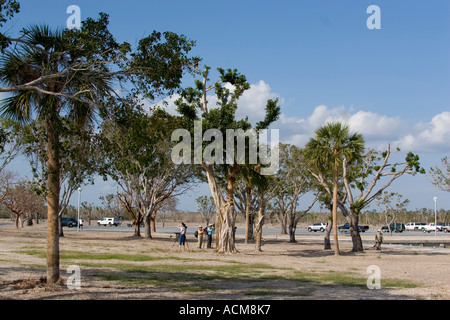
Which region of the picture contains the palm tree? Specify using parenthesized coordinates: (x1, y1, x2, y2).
(0, 25, 111, 283)
(305, 122, 364, 256)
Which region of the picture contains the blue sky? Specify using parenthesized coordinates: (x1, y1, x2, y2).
(3, 0, 450, 211)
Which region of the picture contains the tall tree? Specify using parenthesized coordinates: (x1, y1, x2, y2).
(305, 122, 365, 256)
(174, 66, 280, 253)
(196, 195, 216, 227)
(21, 118, 98, 236)
(3, 180, 46, 228)
(338, 146, 424, 251)
(272, 143, 318, 243)
(237, 164, 269, 244)
(0, 14, 198, 283)
(428, 156, 450, 193)
(376, 191, 409, 235)
(233, 178, 258, 241)
(99, 105, 196, 239)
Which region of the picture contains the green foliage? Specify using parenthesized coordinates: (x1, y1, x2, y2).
(428, 156, 450, 193)
(405, 152, 425, 174)
(304, 122, 365, 173)
(175, 65, 281, 178)
(0, 0, 20, 51)
(99, 104, 185, 180)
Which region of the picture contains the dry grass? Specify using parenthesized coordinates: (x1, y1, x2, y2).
(0, 222, 449, 300)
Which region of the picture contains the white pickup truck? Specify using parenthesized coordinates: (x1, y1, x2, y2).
(423, 223, 438, 233)
(97, 217, 121, 226)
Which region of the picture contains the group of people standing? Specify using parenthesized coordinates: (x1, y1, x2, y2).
(178, 222, 215, 251)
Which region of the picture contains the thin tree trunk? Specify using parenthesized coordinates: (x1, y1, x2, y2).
(255, 193, 265, 251)
(279, 211, 288, 235)
(58, 217, 64, 237)
(244, 186, 251, 244)
(14, 214, 20, 228)
(255, 216, 264, 251)
(144, 214, 153, 239)
(332, 166, 340, 256)
(324, 217, 332, 250)
(288, 208, 297, 243)
(151, 211, 157, 233)
(134, 219, 141, 237)
(46, 115, 61, 283)
(288, 223, 296, 243)
(349, 215, 364, 252)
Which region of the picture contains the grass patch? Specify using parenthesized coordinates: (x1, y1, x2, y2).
(18, 249, 419, 291)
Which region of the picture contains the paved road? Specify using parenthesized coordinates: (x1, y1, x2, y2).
(75, 224, 449, 238)
(1, 220, 447, 238)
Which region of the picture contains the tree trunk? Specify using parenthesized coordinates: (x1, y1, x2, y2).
(324, 218, 332, 250)
(288, 211, 297, 243)
(203, 163, 237, 253)
(244, 186, 252, 244)
(46, 115, 61, 284)
(217, 206, 237, 253)
(134, 219, 141, 237)
(332, 166, 340, 256)
(14, 214, 20, 228)
(288, 223, 296, 243)
(279, 213, 288, 235)
(144, 213, 153, 239)
(151, 212, 156, 233)
(349, 215, 364, 252)
(255, 193, 266, 251)
(217, 167, 238, 253)
(58, 217, 64, 237)
(255, 216, 264, 251)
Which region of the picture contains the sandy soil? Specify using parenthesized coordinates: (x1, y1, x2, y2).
(0, 222, 449, 300)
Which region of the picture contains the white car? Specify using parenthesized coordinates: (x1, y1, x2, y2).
(405, 222, 426, 231)
(307, 222, 328, 232)
(97, 217, 121, 226)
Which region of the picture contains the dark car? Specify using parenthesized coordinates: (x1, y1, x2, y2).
(61, 217, 78, 228)
(381, 223, 405, 233)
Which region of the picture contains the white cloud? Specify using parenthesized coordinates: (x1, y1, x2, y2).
(151, 80, 282, 124)
(394, 111, 450, 153)
(274, 105, 450, 153)
(236, 80, 281, 124)
(151, 80, 450, 154)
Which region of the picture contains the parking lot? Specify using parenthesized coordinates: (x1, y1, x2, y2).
(78, 223, 450, 237)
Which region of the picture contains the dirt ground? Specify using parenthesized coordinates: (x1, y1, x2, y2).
(0, 222, 449, 300)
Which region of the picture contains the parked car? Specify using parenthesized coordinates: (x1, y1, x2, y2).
(405, 222, 426, 231)
(97, 217, 121, 226)
(381, 223, 405, 233)
(423, 223, 438, 233)
(307, 222, 328, 232)
(61, 217, 78, 228)
(338, 222, 369, 233)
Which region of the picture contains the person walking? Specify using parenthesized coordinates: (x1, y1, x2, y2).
(197, 226, 206, 249)
(206, 224, 214, 249)
(178, 223, 187, 252)
(375, 229, 383, 252)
